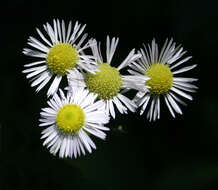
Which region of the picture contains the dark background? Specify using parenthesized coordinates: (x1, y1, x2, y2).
(1, 0, 218, 189)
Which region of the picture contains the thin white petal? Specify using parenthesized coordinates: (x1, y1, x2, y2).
(47, 75, 62, 97)
(173, 64, 197, 75)
(164, 95, 175, 118)
(166, 93, 182, 114)
(170, 56, 192, 70)
(171, 86, 193, 100)
(78, 130, 92, 153)
(109, 100, 115, 118)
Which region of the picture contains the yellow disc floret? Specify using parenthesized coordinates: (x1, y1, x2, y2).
(46, 43, 79, 76)
(145, 63, 173, 95)
(56, 104, 85, 134)
(85, 64, 123, 100)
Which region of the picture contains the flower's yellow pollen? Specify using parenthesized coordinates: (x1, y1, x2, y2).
(145, 63, 173, 95)
(46, 43, 78, 76)
(56, 104, 85, 133)
(85, 64, 123, 100)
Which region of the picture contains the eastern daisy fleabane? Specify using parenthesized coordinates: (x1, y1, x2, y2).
(22, 19, 97, 97)
(67, 36, 148, 119)
(39, 88, 110, 158)
(129, 38, 198, 121)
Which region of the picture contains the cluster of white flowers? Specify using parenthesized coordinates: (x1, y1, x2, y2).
(23, 19, 198, 158)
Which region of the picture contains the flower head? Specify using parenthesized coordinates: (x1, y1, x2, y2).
(23, 19, 97, 97)
(85, 64, 123, 100)
(39, 88, 109, 158)
(128, 38, 198, 121)
(67, 36, 147, 118)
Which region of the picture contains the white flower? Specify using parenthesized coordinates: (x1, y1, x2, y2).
(39, 88, 110, 158)
(129, 38, 198, 121)
(67, 36, 147, 119)
(23, 19, 97, 97)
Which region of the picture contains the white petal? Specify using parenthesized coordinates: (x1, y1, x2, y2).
(117, 94, 136, 112)
(23, 48, 47, 58)
(65, 136, 71, 158)
(78, 130, 92, 153)
(77, 137, 86, 155)
(117, 49, 141, 71)
(172, 64, 197, 75)
(24, 60, 45, 68)
(140, 95, 151, 115)
(166, 93, 182, 114)
(47, 75, 62, 97)
(31, 71, 50, 87)
(84, 126, 106, 140)
(86, 111, 109, 124)
(39, 120, 55, 127)
(106, 36, 119, 64)
(173, 77, 198, 82)
(171, 86, 193, 100)
(36, 28, 52, 47)
(164, 95, 175, 118)
(28, 36, 49, 52)
(66, 21, 72, 43)
(109, 100, 115, 118)
(81, 130, 96, 149)
(147, 98, 155, 121)
(173, 81, 198, 89)
(43, 130, 58, 146)
(84, 100, 105, 113)
(59, 137, 67, 158)
(86, 122, 109, 131)
(112, 97, 127, 114)
(23, 65, 46, 74)
(36, 73, 52, 92)
(169, 92, 187, 106)
(41, 125, 55, 137)
(170, 56, 192, 70)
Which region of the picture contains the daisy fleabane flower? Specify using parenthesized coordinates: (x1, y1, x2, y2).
(129, 38, 198, 121)
(67, 36, 147, 119)
(22, 19, 97, 97)
(39, 88, 110, 158)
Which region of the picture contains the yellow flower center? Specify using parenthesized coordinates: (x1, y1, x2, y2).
(46, 43, 79, 76)
(145, 63, 173, 95)
(56, 104, 85, 134)
(85, 64, 123, 100)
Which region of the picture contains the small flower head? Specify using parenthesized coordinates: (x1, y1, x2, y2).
(85, 64, 123, 100)
(145, 63, 173, 94)
(128, 38, 198, 121)
(46, 43, 79, 76)
(40, 88, 110, 158)
(67, 36, 145, 118)
(56, 104, 85, 133)
(23, 19, 97, 97)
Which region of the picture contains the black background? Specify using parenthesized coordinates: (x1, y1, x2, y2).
(1, 0, 218, 189)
